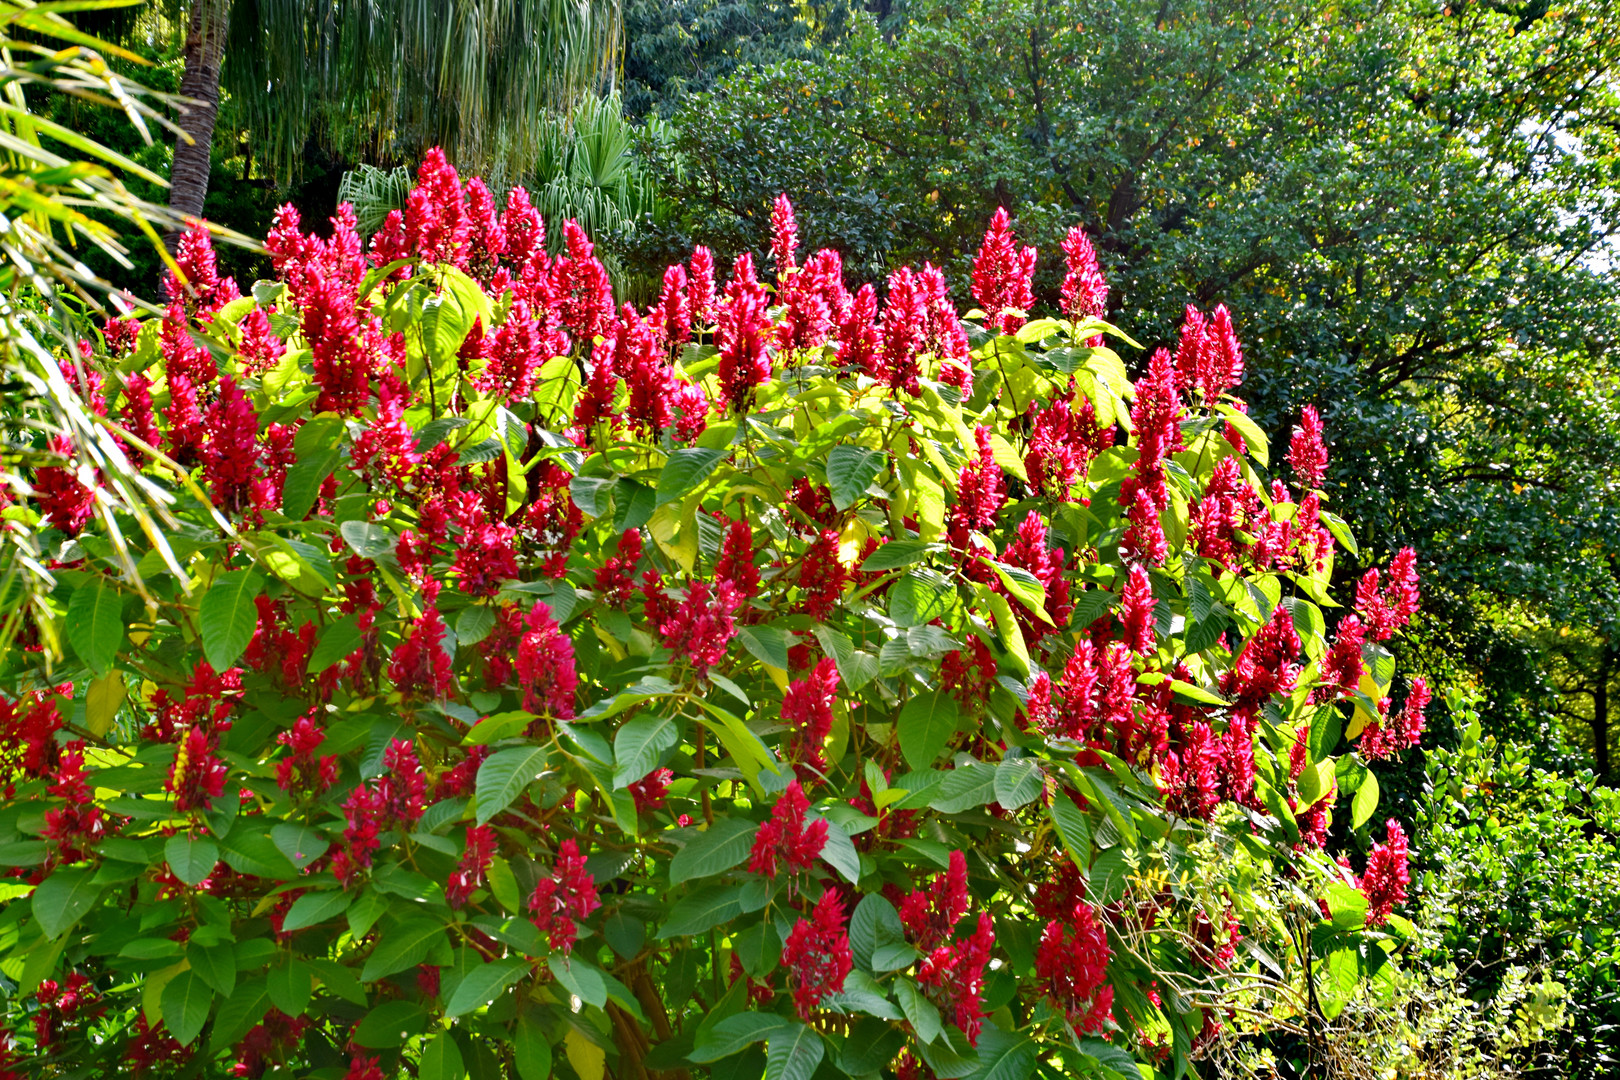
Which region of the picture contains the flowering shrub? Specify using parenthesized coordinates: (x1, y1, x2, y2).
(0, 150, 1429, 1079)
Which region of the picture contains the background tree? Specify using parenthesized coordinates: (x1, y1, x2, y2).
(634, 0, 1620, 766)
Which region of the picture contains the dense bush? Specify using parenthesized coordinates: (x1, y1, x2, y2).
(0, 152, 1431, 1078)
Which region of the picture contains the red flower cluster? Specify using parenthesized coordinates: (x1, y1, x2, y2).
(527, 839, 600, 953)
(657, 580, 741, 679)
(1060, 226, 1108, 326)
(1173, 304, 1244, 406)
(1356, 819, 1410, 926)
(1288, 405, 1329, 489)
(1000, 512, 1073, 644)
(749, 780, 828, 879)
(783, 659, 839, 781)
(516, 601, 577, 718)
(275, 715, 339, 797)
(447, 824, 498, 909)
(1035, 903, 1112, 1032)
(781, 890, 853, 1019)
(1119, 348, 1185, 565)
(1024, 393, 1112, 501)
(972, 207, 1036, 335)
(1355, 548, 1421, 641)
(1361, 677, 1430, 760)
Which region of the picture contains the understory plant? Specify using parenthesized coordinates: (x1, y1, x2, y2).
(0, 152, 1430, 1079)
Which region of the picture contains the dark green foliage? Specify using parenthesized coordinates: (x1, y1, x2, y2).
(1418, 723, 1620, 1077)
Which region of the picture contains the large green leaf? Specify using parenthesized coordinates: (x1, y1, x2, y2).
(421, 1031, 469, 1080)
(670, 819, 758, 885)
(657, 884, 745, 939)
(656, 447, 726, 505)
(446, 958, 529, 1017)
(165, 834, 219, 887)
(66, 576, 123, 674)
(994, 757, 1043, 810)
(161, 970, 213, 1046)
(691, 1012, 792, 1063)
(826, 445, 887, 510)
(362, 918, 448, 981)
(281, 889, 352, 932)
(765, 1022, 825, 1080)
(198, 569, 264, 671)
(32, 867, 100, 939)
(898, 691, 960, 770)
(475, 746, 553, 825)
(889, 569, 956, 628)
(612, 712, 679, 788)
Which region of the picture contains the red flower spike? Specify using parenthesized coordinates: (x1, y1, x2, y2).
(783, 659, 839, 781)
(527, 839, 600, 953)
(388, 602, 456, 701)
(782, 890, 853, 1019)
(748, 781, 828, 879)
(1357, 819, 1410, 926)
(1288, 405, 1329, 490)
(517, 601, 578, 719)
(972, 207, 1036, 335)
(1120, 347, 1185, 565)
(1035, 905, 1112, 1032)
(688, 246, 717, 327)
(1118, 563, 1156, 656)
(658, 580, 741, 679)
(1060, 225, 1108, 326)
(1355, 547, 1421, 641)
(447, 824, 498, 909)
(715, 516, 760, 598)
(771, 194, 799, 279)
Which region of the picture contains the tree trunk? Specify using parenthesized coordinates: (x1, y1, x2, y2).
(168, 0, 229, 228)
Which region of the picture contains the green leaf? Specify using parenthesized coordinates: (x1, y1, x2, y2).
(188, 943, 236, 997)
(766, 1022, 825, 1080)
(308, 612, 362, 673)
(658, 885, 744, 939)
(280, 888, 352, 933)
(931, 764, 996, 813)
(1325, 883, 1369, 932)
(446, 957, 528, 1017)
(1352, 768, 1380, 830)
(474, 746, 553, 825)
(32, 867, 100, 938)
(66, 577, 123, 675)
(994, 758, 1043, 810)
(1049, 796, 1092, 871)
(340, 520, 396, 560)
(818, 818, 861, 883)
(965, 1023, 1036, 1080)
(736, 625, 793, 669)
(198, 569, 264, 671)
(1215, 403, 1269, 466)
(161, 970, 213, 1046)
(896, 979, 944, 1045)
(354, 1000, 427, 1047)
(826, 446, 888, 510)
(362, 918, 447, 982)
(657, 447, 727, 505)
(982, 591, 1030, 675)
(267, 958, 312, 1016)
(860, 540, 940, 572)
(208, 980, 268, 1053)
(612, 713, 680, 789)
(990, 563, 1052, 625)
(1297, 759, 1335, 807)
(270, 823, 329, 870)
(548, 955, 608, 1008)
(422, 1031, 469, 1080)
(848, 894, 905, 971)
(812, 626, 880, 691)
(898, 691, 960, 770)
(889, 569, 956, 627)
(514, 1010, 554, 1080)
(691, 1013, 793, 1063)
(1078, 1038, 1144, 1080)
(670, 819, 758, 885)
(165, 834, 219, 887)
(218, 829, 299, 880)
(281, 442, 342, 520)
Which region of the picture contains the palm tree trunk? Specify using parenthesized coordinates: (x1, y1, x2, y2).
(168, 0, 230, 226)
